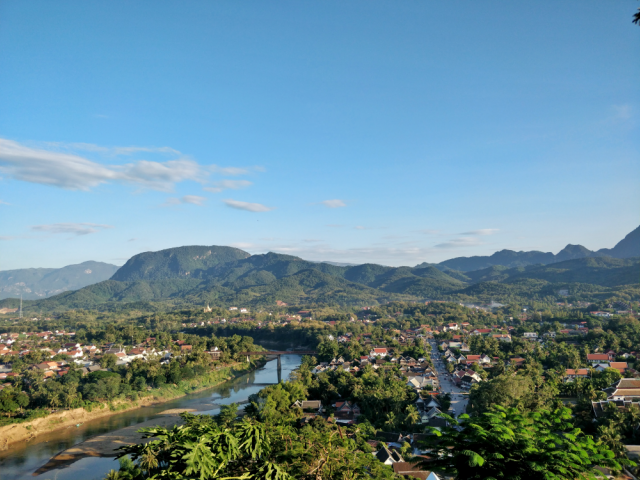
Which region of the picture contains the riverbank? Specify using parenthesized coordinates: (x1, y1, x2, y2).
(0, 361, 259, 451)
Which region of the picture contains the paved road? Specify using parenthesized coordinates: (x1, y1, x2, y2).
(428, 339, 469, 416)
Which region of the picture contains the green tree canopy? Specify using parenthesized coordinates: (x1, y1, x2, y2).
(421, 406, 630, 480)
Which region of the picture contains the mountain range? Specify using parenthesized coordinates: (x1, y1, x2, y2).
(429, 225, 640, 272)
(2, 226, 638, 310)
(0, 261, 120, 300)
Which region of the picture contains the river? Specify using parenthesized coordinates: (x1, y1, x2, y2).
(0, 355, 301, 480)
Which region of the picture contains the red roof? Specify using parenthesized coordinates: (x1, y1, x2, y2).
(587, 354, 609, 361)
(373, 348, 388, 354)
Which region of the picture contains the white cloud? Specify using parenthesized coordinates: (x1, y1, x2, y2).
(162, 195, 206, 207)
(230, 242, 256, 249)
(417, 229, 440, 235)
(0, 138, 205, 191)
(321, 199, 346, 208)
(31, 223, 113, 236)
(210, 165, 250, 176)
(0, 200, 10, 205)
(460, 229, 499, 236)
(434, 237, 484, 249)
(223, 199, 274, 212)
(46, 142, 182, 157)
(203, 180, 253, 193)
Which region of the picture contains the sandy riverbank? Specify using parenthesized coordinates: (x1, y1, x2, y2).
(0, 362, 256, 451)
(32, 401, 249, 475)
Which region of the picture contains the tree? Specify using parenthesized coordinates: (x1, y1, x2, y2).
(421, 406, 630, 480)
(100, 353, 118, 369)
(469, 374, 536, 413)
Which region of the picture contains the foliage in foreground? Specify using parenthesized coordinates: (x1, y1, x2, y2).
(421, 405, 632, 480)
(109, 411, 397, 480)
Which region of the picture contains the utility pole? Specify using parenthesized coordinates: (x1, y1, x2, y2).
(19, 294, 23, 318)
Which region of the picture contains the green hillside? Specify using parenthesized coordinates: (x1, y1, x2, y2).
(0, 261, 120, 300)
(111, 245, 250, 281)
(7, 245, 639, 313)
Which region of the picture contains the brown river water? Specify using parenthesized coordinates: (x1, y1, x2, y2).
(0, 355, 301, 480)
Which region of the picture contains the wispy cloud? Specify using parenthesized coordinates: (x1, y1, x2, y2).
(210, 165, 265, 176)
(45, 142, 182, 157)
(31, 223, 113, 236)
(0, 138, 205, 191)
(417, 229, 440, 235)
(203, 180, 252, 193)
(223, 199, 274, 212)
(460, 229, 499, 236)
(0, 200, 10, 205)
(326, 224, 344, 228)
(321, 199, 346, 208)
(162, 195, 206, 207)
(434, 237, 484, 249)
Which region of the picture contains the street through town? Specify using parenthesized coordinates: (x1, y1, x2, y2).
(428, 339, 469, 416)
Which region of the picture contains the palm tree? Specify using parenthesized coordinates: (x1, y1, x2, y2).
(405, 405, 420, 427)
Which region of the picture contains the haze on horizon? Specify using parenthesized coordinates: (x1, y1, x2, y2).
(0, 1, 638, 270)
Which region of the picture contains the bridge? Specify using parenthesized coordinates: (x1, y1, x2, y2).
(239, 351, 317, 383)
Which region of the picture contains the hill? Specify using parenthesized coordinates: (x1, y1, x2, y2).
(597, 225, 640, 258)
(0, 261, 120, 300)
(6, 226, 640, 311)
(111, 245, 250, 281)
(435, 225, 639, 271)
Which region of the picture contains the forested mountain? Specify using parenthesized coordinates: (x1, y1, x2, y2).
(597, 225, 640, 258)
(111, 245, 250, 281)
(6, 247, 637, 311)
(4, 225, 638, 310)
(0, 261, 119, 300)
(434, 225, 640, 271)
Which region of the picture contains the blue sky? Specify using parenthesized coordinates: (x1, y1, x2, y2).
(1, 1, 638, 269)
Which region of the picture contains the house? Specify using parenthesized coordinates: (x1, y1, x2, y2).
(446, 323, 459, 331)
(461, 371, 483, 389)
(591, 311, 613, 318)
(602, 378, 640, 401)
(492, 334, 512, 342)
(207, 347, 221, 361)
(180, 345, 193, 353)
(370, 348, 388, 358)
(407, 376, 435, 391)
(609, 362, 629, 374)
(392, 462, 441, 480)
(523, 332, 538, 339)
(376, 446, 404, 465)
(334, 401, 360, 419)
(470, 329, 492, 336)
(564, 368, 589, 382)
(587, 354, 612, 364)
(291, 400, 323, 413)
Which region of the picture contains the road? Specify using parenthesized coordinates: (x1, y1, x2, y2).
(428, 339, 469, 417)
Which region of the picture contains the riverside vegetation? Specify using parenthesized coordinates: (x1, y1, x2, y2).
(3, 299, 640, 478)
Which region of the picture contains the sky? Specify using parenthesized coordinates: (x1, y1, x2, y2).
(0, 1, 638, 270)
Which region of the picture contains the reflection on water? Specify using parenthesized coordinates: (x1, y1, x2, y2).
(0, 355, 301, 480)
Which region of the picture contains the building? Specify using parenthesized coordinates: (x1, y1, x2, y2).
(370, 347, 389, 358)
(587, 353, 612, 364)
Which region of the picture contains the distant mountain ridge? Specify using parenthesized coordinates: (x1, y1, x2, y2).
(430, 225, 640, 272)
(0, 261, 120, 300)
(2, 225, 638, 309)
